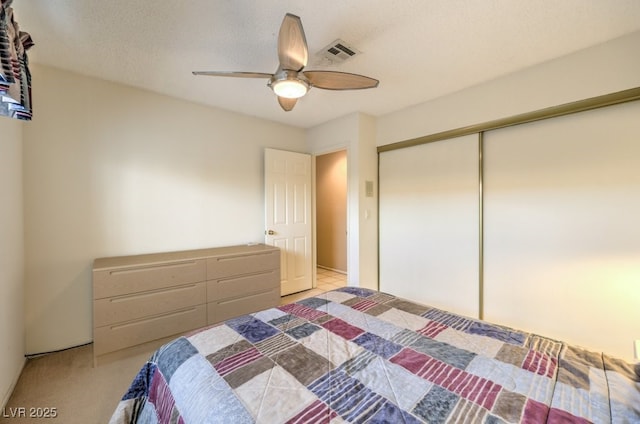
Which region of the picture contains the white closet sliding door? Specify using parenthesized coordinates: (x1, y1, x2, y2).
(484, 101, 640, 359)
(379, 134, 480, 318)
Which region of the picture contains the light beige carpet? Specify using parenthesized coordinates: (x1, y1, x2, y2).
(2, 276, 347, 423)
(1, 344, 152, 424)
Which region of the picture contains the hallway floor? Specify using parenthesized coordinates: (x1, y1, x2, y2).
(280, 267, 347, 305)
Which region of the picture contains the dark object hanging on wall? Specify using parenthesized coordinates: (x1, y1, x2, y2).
(1, 0, 34, 120)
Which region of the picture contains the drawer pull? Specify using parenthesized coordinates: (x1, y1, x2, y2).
(217, 289, 275, 305)
(110, 307, 198, 330)
(215, 252, 275, 262)
(217, 270, 275, 283)
(109, 261, 198, 275)
(109, 284, 198, 303)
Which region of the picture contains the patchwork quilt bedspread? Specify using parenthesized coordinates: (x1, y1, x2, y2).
(110, 288, 640, 423)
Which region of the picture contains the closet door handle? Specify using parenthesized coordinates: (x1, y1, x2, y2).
(266, 230, 275, 235)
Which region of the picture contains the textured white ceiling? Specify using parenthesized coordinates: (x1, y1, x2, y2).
(14, 0, 640, 128)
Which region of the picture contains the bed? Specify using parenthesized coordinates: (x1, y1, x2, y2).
(109, 287, 640, 423)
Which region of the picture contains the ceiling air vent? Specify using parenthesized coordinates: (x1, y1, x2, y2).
(317, 39, 361, 65)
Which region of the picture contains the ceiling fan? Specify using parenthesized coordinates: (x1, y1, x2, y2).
(192, 13, 379, 112)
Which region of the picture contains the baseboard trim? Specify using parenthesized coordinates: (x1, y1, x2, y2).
(317, 265, 347, 275)
(25, 341, 92, 359)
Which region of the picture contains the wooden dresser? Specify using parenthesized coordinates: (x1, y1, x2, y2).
(92, 244, 280, 365)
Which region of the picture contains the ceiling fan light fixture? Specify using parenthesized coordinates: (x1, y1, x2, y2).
(272, 78, 308, 99)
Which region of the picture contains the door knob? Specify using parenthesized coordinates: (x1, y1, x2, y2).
(266, 230, 275, 235)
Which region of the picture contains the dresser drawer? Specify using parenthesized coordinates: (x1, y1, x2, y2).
(207, 270, 279, 302)
(94, 282, 206, 327)
(206, 250, 279, 279)
(94, 304, 206, 357)
(93, 259, 206, 299)
(207, 288, 280, 325)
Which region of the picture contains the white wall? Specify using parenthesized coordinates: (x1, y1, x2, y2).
(0, 117, 25, 407)
(356, 115, 378, 289)
(23, 65, 306, 354)
(307, 113, 378, 289)
(378, 30, 640, 146)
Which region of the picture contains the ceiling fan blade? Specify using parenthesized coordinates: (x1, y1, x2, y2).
(192, 71, 273, 78)
(278, 13, 308, 71)
(278, 96, 297, 112)
(303, 71, 379, 90)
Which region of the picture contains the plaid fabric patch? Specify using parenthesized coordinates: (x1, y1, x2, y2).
(111, 288, 640, 424)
